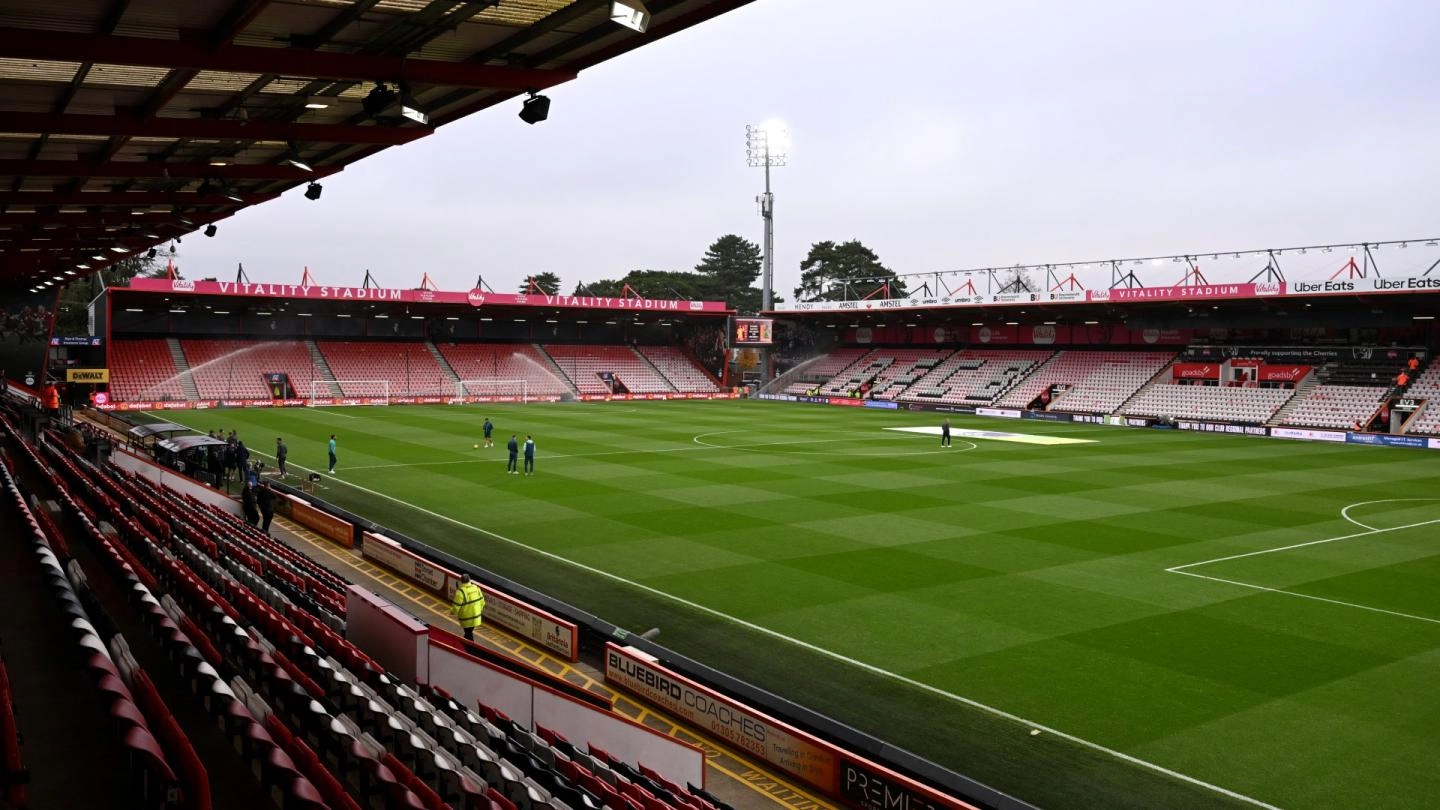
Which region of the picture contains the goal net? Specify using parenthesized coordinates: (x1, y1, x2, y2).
(456, 379, 529, 403)
(311, 379, 390, 404)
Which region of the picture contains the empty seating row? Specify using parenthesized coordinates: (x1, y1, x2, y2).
(899, 350, 1051, 405)
(997, 351, 1175, 410)
(437, 344, 573, 398)
(1123, 384, 1294, 424)
(634, 347, 722, 393)
(1046, 353, 1174, 414)
(183, 338, 319, 400)
(109, 339, 186, 401)
(1281, 384, 1389, 429)
(319, 342, 453, 398)
(543, 345, 673, 394)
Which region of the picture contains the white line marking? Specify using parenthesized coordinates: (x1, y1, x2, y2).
(216, 443, 1277, 809)
(1167, 517, 1440, 572)
(1167, 499, 1440, 627)
(1170, 569, 1440, 626)
(1339, 498, 1440, 531)
(885, 425, 1098, 445)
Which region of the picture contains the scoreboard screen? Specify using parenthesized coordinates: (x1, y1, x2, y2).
(733, 318, 774, 346)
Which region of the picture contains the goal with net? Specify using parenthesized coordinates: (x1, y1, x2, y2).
(310, 380, 390, 404)
(455, 379, 529, 403)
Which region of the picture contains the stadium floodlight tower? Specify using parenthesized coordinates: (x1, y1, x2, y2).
(746, 120, 788, 312)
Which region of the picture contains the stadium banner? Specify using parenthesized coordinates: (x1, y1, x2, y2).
(50, 335, 103, 347)
(1257, 364, 1312, 382)
(1287, 276, 1440, 296)
(65, 368, 109, 383)
(1094, 282, 1281, 303)
(862, 400, 899, 409)
(900, 402, 978, 414)
(1186, 345, 1426, 362)
(359, 532, 579, 659)
(1024, 411, 1074, 422)
(605, 645, 980, 810)
(1345, 433, 1430, 449)
(281, 493, 355, 547)
(126, 278, 729, 313)
(1271, 427, 1349, 443)
(1177, 421, 1270, 436)
(1430, 439, 1440, 451)
(975, 407, 1022, 419)
(1172, 363, 1220, 380)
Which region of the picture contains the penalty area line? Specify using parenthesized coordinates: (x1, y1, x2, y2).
(246, 450, 1280, 810)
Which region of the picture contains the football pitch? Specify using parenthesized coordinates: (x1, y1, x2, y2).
(152, 400, 1440, 810)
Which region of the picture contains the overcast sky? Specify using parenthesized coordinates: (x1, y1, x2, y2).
(176, 0, 1440, 297)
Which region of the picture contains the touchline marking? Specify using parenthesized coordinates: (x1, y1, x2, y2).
(1167, 500, 1440, 627)
(1169, 569, 1440, 627)
(236, 450, 1277, 809)
(1167, 516, 1440, 572)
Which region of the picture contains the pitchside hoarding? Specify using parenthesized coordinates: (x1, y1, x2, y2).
(605, 644, 981, 810)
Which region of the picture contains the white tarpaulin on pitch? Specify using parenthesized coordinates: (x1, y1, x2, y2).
(886, 426, 1097, 445)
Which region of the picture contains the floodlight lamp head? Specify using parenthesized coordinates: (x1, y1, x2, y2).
(519, 91, 550, 125)
(304, 182, 323, 201)
(610, 0, 650, 32)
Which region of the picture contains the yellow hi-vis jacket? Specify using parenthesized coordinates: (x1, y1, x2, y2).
(451, 581, 485, 629)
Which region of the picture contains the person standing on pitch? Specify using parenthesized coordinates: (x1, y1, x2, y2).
(275, 437, 288, 477)
(941, 418, 952, 448)
(451, 573, 486, 641)
(327, 433, 337, 474)
(506, 434, 519, 474)
(482, 417, 494, 448)
(523, 434, 536, 476)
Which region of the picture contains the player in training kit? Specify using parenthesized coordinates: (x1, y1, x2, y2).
(941, 418, 951, 447)
(506, 434, 519, 474)
(523, 435, 535, 475)
(327, 433, 338, 473)
(482, 418, 494, 448)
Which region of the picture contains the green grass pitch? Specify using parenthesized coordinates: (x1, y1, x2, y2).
(153, 400, 1440, 810)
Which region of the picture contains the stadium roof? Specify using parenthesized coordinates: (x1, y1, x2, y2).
(0, 0, 752, 289)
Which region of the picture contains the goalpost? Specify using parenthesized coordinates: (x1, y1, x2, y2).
(310, 380, 390, 404)
(455, 379, 529, 403)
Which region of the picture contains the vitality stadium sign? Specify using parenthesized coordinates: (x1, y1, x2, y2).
(127, 278, 730, 312)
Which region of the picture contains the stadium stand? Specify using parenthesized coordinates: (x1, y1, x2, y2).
(635, 346, 723, 393)
(433, 343, 573, 398)
(1046, 353, 1175, 414)
(543, 345, 674, 394)
(1123, 384, 1294, 424)
(996, 350, 1175, 411)
(857, 349, 953, 400)
(0, 403, 730, 810)
(109, 339, 186, 402)
(1280, 384, 1391, 429)
(181, 339, 318, 400)
(779, 347, 874, 394)
(1403, 365, 1440, 435)
(899, 349, 1052, 406)
(318, 341, 451, 398)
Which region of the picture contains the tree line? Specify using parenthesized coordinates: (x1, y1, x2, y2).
(521, 236, 908, 313)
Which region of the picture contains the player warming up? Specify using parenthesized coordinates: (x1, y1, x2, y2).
(941, 418, 951, 448)
(482, 417, 494, 448)
(506, 434, 519, 474)
(523, 434, 536, 476)
(327, 433, 338, 473)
